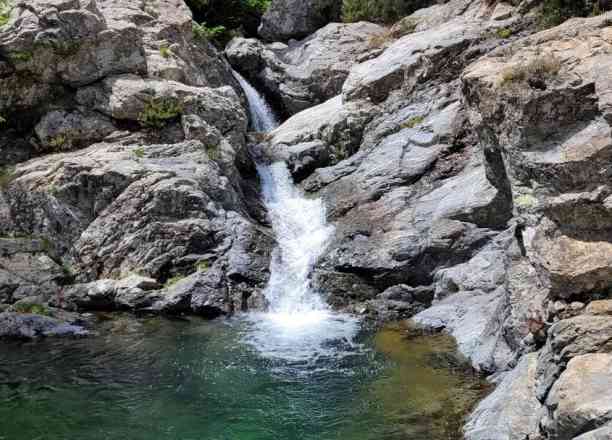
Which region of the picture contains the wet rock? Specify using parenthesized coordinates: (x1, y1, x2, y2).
(464, 353, 542, 440)
(258, 0, 341, 42)
(0, 238, 66, 304)
(227, 22, 385, 115)
(0, 311, 88, 339)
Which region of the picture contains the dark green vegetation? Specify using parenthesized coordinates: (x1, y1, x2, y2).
(342, 0, 431, 23)
(0, 317, 489, 440)
(186, 0, 271, 43)
(540, 0, 610, 28)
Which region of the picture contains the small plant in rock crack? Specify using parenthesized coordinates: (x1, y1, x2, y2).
(133, 147, 145, 159)
(159, 44, 173, 58)
(499, 55, 561, 87)
(164, 274, 186, 288)
(496, 27, 513, 39)
(205, 144, 220, 160)
(48, 134, 69, 150)
(196, 260, 209, 272)
(0, 165, 15, 189)
(401, 115, 425, 129)
(138, 97, 183, 129)
(514, 194, 538, 209)
(12, 302, 50, 316)
(10, 51, 33, 62)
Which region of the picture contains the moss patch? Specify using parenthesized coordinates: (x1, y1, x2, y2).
(12, 302, 50, 316)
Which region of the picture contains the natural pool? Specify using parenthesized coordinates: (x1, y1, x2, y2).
(0, 315, 489, 440)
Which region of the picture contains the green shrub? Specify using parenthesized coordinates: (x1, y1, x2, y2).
(10, 51, 33, 62)
(496, 28, 512, 39)
(196, 260, 209, 272)
(342, 0, 429, 24)
(0, 0, 11, 27)
(13, 302, 50, 316)
(48, 134, 68, 150)
(539, 0, 605, 29)
(133, 147, 145, 159)
(159, 44, 173, 58)
(138, 97, 183, 129)
(192, 21, 227, 41)
(186, 0, 270, 41)
(500, 55, 561, 86)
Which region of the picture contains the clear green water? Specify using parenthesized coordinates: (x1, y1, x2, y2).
(0, 316, 488, 440)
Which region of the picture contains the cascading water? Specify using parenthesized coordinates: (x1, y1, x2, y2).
(232, 69, 360, 364)
(232, 69, 279, 132)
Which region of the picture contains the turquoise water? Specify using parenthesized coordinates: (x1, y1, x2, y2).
(0, 316, 487, 440)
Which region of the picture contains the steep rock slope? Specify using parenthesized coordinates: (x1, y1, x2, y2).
(0, 0, 273, 335)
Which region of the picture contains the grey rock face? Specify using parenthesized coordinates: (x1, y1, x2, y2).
(0, 312, 88, 339)
(227, 22, 385, 115)
(0, 0, 239, 164)
(0, 0, 272, 322)
(464, 353, 542, 440)
(541, 354, 612, 440)
(258, 0, 341, 42)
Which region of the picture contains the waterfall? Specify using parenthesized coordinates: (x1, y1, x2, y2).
(232, 69, 279, 132)
(233, 69, 359, 364)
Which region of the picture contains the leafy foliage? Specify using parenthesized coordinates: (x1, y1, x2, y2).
(138, 98, 183, 129)
(342, 0, 430, 24)
(186, 0, 271, 40)
(12, 302, 50, 316)
(0, 0, 11, 27)
(159, 44, 173, 58)
(496, 27, 512, 39)
(192, 21, 227, 41)
(539, 0, 607, 28)
(133, 147, 145, 159)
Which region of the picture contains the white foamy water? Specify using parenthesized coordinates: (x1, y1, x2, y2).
(232, 69, 279, 132)
(232, 70, 361, 364)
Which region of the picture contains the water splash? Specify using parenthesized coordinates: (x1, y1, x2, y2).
(232, 69, 360, 364)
